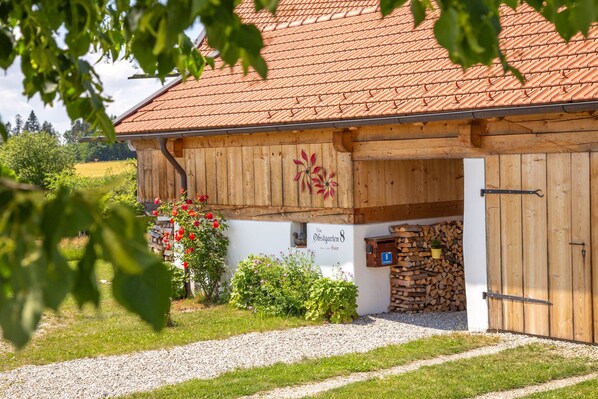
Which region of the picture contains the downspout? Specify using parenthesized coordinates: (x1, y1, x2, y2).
(158, 137, 187, 192)
(158, 137, 191, 298)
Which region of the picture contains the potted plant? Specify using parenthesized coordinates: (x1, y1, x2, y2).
(430, 239, 442, 259)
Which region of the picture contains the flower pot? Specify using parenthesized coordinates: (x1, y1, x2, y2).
(431, 248, 442, 259)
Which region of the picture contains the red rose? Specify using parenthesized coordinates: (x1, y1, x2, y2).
(152, 210, 159, 216)
(165, 244, 171, 250)
(172, 210, 178, 216)
(183, 261, 188, 268)
(175, 235, 182, 242)
(205, 212, 213, 220)
(169, 218, 174, 224)
(154, 197, 161, 205)
(199, 195, 205, 202)
(189, 210, 196, 217)
(163, 237, 168, 243)
(212, 220, 220, 229)
(178, 228, 185, 235)
(164, 231, 169, 236)
(205, 194, 209, 200)
(186, 199, 193, 204)
(193, 220, 200, 227)
(188, 232, 195, 240)
(180, 188, 185, 194)
(181, 204, 188, 211)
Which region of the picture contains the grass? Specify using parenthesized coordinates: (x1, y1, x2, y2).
(58, 236, 89, 261)
(121, 333, 498, 399)
(308, 345, 597, 399)
(521, 377, 598, 398)
(75, 160, 134, 178)
(0, 261, 316, 372)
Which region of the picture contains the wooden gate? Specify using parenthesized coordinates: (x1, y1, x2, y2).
(485, 153, 598, 344)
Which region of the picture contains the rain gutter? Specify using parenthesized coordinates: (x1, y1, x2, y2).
(115, 100, 598, 140)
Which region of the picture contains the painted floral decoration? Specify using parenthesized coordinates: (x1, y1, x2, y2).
(293, 150, 337, 199)
(293, 150, 321, 193)
(312, 169, 337, 200)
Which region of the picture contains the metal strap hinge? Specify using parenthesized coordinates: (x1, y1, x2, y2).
(480, 188, 544, 197)
(483, 291, 552, 305)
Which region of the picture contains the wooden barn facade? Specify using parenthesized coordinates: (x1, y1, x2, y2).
(116, 1, 598, 343)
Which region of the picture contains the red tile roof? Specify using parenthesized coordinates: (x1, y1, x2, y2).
(115, 3, 598, 135)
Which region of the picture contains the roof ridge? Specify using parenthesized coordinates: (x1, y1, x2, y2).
(260, 5, 380, 32)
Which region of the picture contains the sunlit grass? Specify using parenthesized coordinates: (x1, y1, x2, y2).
(74, 160, 134, 178)
(0, 262, 317, 371)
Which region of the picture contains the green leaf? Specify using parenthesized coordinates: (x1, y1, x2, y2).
(0, 28, 14, 69)
(410, 0, 427, 27)
(112, 261, 170, 331)
(72, 239, 100, 308)
(434, 8, 460, 54)
(381, 0, 408, 16)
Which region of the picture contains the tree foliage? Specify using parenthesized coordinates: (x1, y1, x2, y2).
(23, 111, 40, 134)
(0, 132, 74, 188)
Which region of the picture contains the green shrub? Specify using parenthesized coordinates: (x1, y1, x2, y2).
(305, 278, 358, 323)
(165, 262, 187, 300)
(157, 194, 229, 303)
(0, 131, 74, 188)
(230, 252, 321, 317)
(46, 160, 144, 215)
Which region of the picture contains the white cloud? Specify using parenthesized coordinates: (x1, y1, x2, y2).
(0, 57, 168, 134)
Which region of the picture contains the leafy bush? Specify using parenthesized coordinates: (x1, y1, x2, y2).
(305, 278, 358, 324)
(157, 193, 229, 303)
(230, 252, 321, 317)
(0, 132, 74, 188)
(46, 160, 144, 215)
(165, 263, 187, 300)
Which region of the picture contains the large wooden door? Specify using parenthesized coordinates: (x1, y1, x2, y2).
(485, 153, 597, 343)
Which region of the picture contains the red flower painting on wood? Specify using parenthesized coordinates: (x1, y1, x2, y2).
(312, 169, 337, 200)
(293, 149, 321, 193)
(293, 150, 337, 199)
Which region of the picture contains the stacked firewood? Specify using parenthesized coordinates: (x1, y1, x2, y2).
(388, 221, 465, 313)
(148, 219, 174, 262)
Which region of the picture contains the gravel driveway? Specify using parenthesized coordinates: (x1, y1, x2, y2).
(0, 311, 467, 399)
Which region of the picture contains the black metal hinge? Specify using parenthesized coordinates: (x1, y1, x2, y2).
(480, 188, 544, 197)
(483, 291, 552, 305)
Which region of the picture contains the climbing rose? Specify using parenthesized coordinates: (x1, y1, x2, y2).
(169, 218, 174, 224)
(213, 220, 220, 229)
(183, 261, 188, 268)
(198, 195, 205, 202)
(186, 199, 193, 204)
(152, 210, 159, 216)
(180, 188, 185, 194)
(193, 220, 200, 227)
(165, 244, 171, 250)
(154, 197, 161, 205)
(178, 228, 185, 235)
(189, 232, 195, 240)
(205, 212, 213, 220)
(172, 209, 178, 216)
(181, 203, 188, 211)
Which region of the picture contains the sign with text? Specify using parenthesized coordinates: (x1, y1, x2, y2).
(311, 226, 347, 252)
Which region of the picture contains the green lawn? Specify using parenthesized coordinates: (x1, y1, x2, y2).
(0, 262, 316, 372)
(308, 345, 597, 399)
(121, 333, 498, 399)
(75, 160, 135, 178)
(521, 377, 598, 398)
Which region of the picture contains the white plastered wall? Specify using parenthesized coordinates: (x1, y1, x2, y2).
(225, 216, 462, 316)
(463, 158, 489, 331)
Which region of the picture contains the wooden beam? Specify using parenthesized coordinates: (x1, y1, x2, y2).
(332, 130, 354, 152)
(353, 200, 463, 224)
(205, 205, 355, 224)
(173, 138, 184, 157)
(353, 131, 598, 160)
(459, 121, 484, 148)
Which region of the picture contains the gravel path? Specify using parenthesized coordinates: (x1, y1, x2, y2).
(0, 311, 467, 399)
(239, 334, 532, 399)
